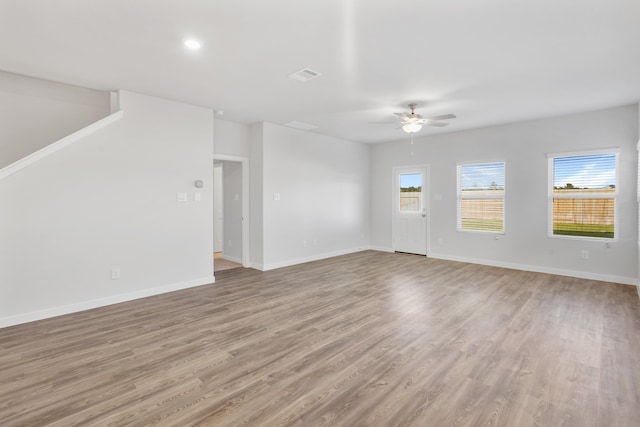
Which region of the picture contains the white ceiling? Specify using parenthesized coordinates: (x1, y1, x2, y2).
(1, 0, 639, 144)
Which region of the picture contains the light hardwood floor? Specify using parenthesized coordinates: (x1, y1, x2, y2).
(1, 251, 639, 426)
(214, 252, 242, 272)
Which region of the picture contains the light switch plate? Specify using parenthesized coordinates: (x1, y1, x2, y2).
(177, 192, 188, 202)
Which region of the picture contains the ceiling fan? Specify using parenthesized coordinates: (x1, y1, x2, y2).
(370, 103, 456, 134)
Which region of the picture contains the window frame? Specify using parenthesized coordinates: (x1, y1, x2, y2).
(547, 149, 619, 241)
(456, 161, 506, 234)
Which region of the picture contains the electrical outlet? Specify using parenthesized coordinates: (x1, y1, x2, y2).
(111, 268, 121, 280)
(581, 250, 589, 260)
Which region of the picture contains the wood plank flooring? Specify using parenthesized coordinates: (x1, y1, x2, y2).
(214, 252, 242, 272)
(1, 250, 639, 426)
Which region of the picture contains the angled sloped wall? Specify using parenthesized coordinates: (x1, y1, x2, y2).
(0, 70, 111, 168)
(0, 91, 214, 327)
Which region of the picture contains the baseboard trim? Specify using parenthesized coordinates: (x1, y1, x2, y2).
(427, 252, 635, 285)
(249, 262, 265, 271)
(261, 247, 368, 271)
(220, 254, 242, 264)
(0, 275, 215, 329)
(368, 245, 394, 253)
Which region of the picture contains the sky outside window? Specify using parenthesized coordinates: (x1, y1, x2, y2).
(400, 173, 421, 189)
(461, 163, 504, 190)
(553, 154, 616, 188)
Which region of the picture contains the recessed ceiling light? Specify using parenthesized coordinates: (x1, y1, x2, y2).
(184, 39, 201, 50)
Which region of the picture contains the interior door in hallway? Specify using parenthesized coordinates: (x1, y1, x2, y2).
(392, 166, 428, 255)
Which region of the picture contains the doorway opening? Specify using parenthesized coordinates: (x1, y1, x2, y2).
(212, 155, 250, 273)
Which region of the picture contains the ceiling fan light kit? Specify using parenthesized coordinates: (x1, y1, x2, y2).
(370, 103, 456, 135)
(402, 122, 422, 134)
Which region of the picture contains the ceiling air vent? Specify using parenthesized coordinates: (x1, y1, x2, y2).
(289, 68, 322, 82)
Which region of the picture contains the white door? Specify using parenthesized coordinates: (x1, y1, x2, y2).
(392, 166, 428, 255)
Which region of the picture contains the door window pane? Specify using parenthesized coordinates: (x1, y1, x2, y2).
(400, 173, 422, 212)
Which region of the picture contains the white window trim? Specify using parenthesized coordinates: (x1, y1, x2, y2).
(456, 161, 506, 235)
(547, 148, 619, 241)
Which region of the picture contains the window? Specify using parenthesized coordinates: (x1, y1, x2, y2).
(399, 173, 422, 212)
(548, 150, 618, 239)
(457, 162, 505, 233)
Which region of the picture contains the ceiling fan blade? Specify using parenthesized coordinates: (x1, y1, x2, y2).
(393, 112, 408, 118)
(427, 122, 449, 127)
(427, 113, 456, 121)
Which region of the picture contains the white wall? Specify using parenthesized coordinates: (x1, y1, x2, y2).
(214, 119, 249, 264)
(371, 104, 638, 284)
(0, 91, 214, 327)
(217, 120, 371, 270)
(222, 161, 243, 262)
(0, 70, 110, 168)
(214, 118, 250, 157)
(260, 123, 370, 270)
(249, 123, 264, 267)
